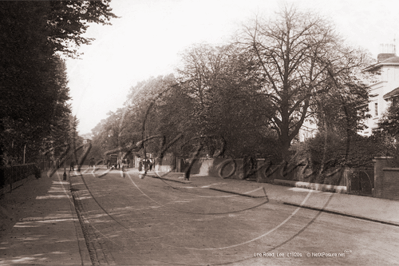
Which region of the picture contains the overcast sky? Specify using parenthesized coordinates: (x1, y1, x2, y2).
(65, 0, 399, 134)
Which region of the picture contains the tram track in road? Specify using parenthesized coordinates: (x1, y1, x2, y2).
(69, 169, 225, 264)
(69, 170, 145, 265)
(68, 168, 279, 265)
(70, 168, 377, 266)
(71, 186, 115, 265)
(73, 170, 141, 235)
(76, 168, 270, 217)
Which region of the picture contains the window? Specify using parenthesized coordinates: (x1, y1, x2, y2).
(375, 102, 378, 116)
(372, 128, 382, 134)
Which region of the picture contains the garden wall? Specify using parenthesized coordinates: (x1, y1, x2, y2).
(154, 153, 175, 172)
(380, 168, 399, 200)
(373, 156, 399, 199)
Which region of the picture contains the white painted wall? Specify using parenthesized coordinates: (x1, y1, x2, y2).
(362, 64, 399, 135)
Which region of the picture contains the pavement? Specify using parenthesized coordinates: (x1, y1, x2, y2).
(0, 169, 91, 265)
(145, 170, 399, 227)
(1, 166, 399, 265)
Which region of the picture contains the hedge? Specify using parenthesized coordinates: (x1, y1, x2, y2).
(0, 163, 41, 189)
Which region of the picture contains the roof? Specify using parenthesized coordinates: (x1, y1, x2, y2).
(383, 87, 399, 100)
(365, 55, 399, 72)
(381, 56, 399, 64)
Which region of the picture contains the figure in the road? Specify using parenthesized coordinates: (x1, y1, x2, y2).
(69, 161, 75, 171)
(89, 158, 95, 168)
(121, 158, 126, 172)
(138, 159, 143, 171)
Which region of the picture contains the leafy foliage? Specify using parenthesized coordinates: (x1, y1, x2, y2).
(0, 1, 117, 166)
(90, 5, 375, 168)
(379, 100, 399, 138)
(238, 6, 372, 159)
(177, 44, 276, 158)
(300, 132, 389, 169)
(47, 0, 117, 56)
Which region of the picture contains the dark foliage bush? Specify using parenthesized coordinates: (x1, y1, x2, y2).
(288, 131, 396, 184)
(0, 163, 38, 187)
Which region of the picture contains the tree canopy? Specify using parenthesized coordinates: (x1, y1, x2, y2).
(237, 6, 372, 160)
(91, 5, 376, 168)
(47, 0, 118, 56)
(379, 100, 399, 138)
(0, 1, 117, 165)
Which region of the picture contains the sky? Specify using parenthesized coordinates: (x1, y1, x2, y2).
(65, 0, 399, 135)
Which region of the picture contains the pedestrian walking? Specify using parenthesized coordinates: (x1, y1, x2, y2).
(138, 160, 143, 171)
(69, 161, 75, 171)
(120, 158, 125, 172)
(89, 158, 95, 168)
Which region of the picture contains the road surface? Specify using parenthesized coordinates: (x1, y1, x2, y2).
(70, 167, 399, 265)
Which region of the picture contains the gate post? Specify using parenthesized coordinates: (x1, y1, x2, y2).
(373, 156, 397, 198)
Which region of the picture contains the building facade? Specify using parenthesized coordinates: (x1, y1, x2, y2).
(298, 44, 399, 141)
(361, 45, 399, 136)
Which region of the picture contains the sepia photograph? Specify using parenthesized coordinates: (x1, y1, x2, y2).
(1, 0, 399, 265)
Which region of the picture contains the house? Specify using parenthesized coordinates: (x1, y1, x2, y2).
(298, 119, 318, 142)
(81, 133, 93, 144)
(297, 44, 399, 141)
(360, 44, 399, 136)
(298, 44, 399, 140)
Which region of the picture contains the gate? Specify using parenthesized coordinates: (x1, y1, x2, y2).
(350, 168, 373, 196)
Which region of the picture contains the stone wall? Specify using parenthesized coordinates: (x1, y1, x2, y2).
(154, 153, 175, 172)
(381, 168, 399, 200)
(175, 158, 248, 179)
(373, 156, 399, 198)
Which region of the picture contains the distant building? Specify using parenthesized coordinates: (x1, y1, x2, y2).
(360, 44, 399, 136)
(298, 119, 318, 142)
(81, 133, 93, 144)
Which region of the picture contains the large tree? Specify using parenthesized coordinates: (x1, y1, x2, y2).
(239, 5, 371, 160)
(177, 44, 276, 158)
(0, 1, 117, 165)
(123, 75, 186, 156)
(379, 99, 399, 138)
(46, 0, 118, 56)
(90, 76, 175, 160)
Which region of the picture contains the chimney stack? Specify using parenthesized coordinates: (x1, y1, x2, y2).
(377, 43, 396, 62)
